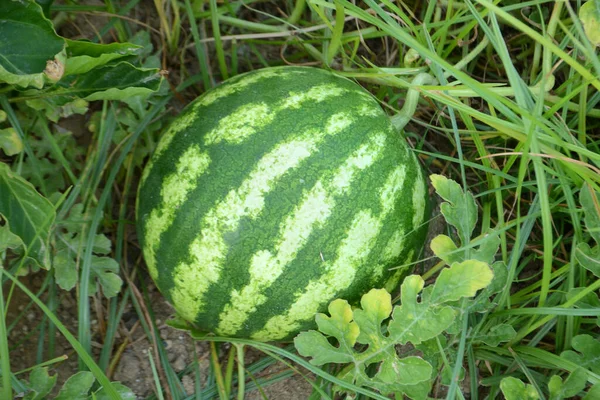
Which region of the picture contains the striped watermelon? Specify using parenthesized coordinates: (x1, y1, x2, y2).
(136, 66, 429, 341)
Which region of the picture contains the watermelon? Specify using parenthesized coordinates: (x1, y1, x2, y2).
(136, 66, 429, 341)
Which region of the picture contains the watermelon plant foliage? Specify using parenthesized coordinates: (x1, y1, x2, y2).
(19, 367, 134, 400)
(293, 175, 500, 398)
(294, 261, 493, 397)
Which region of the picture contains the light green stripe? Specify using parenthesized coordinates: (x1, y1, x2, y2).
(381, 230, 406, 263)
(140, 111, 199, 188)
(197, 68, 282, 108)
(170, 113, 355, 322)
(252, 165, 407, 341)
(411, 166, 426, 229)
(216, 132, 388, 335)
(204, 102, 275, 145)
(141, 69, 285, 187)
(280, 84, 347, 109)
(252, 210, 381, 341)
(142, 145, 211, 280)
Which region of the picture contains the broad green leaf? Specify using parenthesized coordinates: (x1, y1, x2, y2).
(428, 260, 494, 304)
(388, 276, 456, 345)
(580, 183, 600, 243)
(0, 0, 65, 88)
(548, 368, 587, 400)
(471, 233, 501, 264)
(377, 356, 432, 385)
(64, 39, 142, 76)
(23, 367, 56, 400)
(583, 383, 600, 399)
(500, 377, 540, 400)
(354, 288, 392, 346)
(431, 232, 500, 267)
(472, 323, 516, 346)
(575, 243, 600, 277)
(395, 379, 432, 400)
(53, 205, 121, 297)
(88, 256, 122, 297)
(580, 0, 600, 46)
(0, 162, 55, 268)
(430, 234, 461, 265)
(55, 62, 162, 101)
(486, 261, 509, 295)
(93, 382, 136, 400)
(0, 215, 24, 252)
(566, 287, 600, 308)
(64, 233, 112, 256)
(430, 174, 477, 246)
(314, 299, 359, 346)
(294, 330, 355, 366)
(0, 127, 23, 155)
(54, 252, 77, 291)
(24, 97, 88, 123)
(54, 371, 94, 400)
(295, 261, 493, 397)
(561, 334, 600, 374)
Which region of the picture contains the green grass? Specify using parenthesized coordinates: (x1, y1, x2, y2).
(1, 0, 599, 399)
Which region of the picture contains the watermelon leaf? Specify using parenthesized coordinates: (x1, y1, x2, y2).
(580, 0, 600, 46)
(54, 371, 95, 400)
(294, 260, 493, 397)
(575, 184, 600, 276)
(548, 368, 587, 400)
(584, 384, 600, 400)
(580, 183, 600, 244)
(0, 127, 23, 156)
(470, 323, 516, 347)
(430, 174, 478, 247)
(560, 334, 600, 374)
(500, 377, 540, 400)
(23, 367, 57, 400)
(53, 205, 122, 298)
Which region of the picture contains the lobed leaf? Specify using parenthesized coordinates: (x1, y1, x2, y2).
(428, 260, 494, 304)
(54, 371, 94, 400)
(576, 243, 600, 277)
(295, 261, 493, 398)
(560, 334, 600, 374)
(23, 367, 57, 400)
(580, 0, 600, 46)
(471, 323, 516, 347)
(0, 127, 23, 156)
(580, 183, 600, 244)
(500, 377, 540, 400)
(430, 174, 478, 246)
(548, 368, 587, 400)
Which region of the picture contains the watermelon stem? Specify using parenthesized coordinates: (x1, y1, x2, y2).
(390, 72, 436, 132)
(234, 343, 246, 400)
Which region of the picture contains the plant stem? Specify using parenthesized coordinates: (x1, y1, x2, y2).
(390, 73, 436, 132)
(235, 343, 245, 400)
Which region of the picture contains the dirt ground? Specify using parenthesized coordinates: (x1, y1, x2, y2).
(7, 273, 314, 399)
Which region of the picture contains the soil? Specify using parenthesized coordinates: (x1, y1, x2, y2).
(7, 273, 314, 399)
